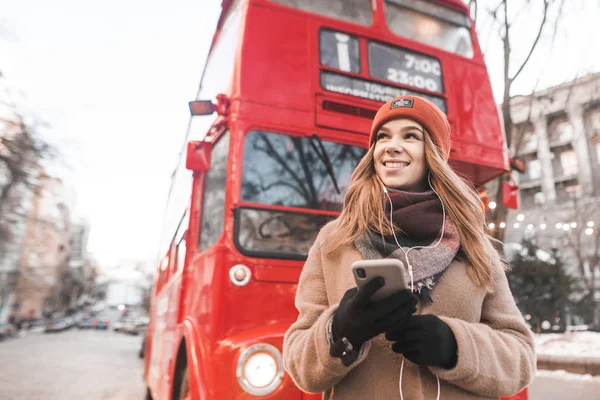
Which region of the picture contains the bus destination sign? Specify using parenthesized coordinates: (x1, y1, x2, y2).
(321, 71, 447, 113)
(368, 42, 444, 95)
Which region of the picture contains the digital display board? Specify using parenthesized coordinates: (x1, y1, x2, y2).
(368, 41, 444, 94)
(321, 71, 447, 113)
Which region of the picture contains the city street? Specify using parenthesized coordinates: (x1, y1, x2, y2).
(1, 327, 600, 399)
(529, 370, 600, 400)
(0, 328, 146, 400)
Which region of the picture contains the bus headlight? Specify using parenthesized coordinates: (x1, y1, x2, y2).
(236, 343, 284, 396)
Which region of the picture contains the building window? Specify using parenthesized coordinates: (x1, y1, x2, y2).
(527, 159, 542, 180)
(523, 133, 538, 153)
(520, 186, 541, 209)
(558, 121, 574, 142)
(565, 184, 581, 199)
(549, 117, 574, 144)
(560, 150, 579, 176)
(534, 191, 545, 206)
(555, 178, 579, 203)
(515, 123, 537, 154)
(585, 107, 600, 134)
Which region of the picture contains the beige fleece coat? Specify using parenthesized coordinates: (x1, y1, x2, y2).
(283, 221, 536, 399)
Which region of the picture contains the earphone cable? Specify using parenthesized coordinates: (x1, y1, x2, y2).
(383, 173, 443, 400)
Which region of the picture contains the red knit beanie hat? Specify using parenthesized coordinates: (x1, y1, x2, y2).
(369, 96, 451, 161)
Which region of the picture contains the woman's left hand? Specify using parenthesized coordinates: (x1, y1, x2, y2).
(385, 314, 458, 368)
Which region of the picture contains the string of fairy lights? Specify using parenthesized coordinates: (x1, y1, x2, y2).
(486, 201, 596, 236)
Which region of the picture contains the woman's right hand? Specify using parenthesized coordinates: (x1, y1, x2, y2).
(331, 277, 418, 349)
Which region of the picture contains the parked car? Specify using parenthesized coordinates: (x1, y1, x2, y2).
(77, 317, 94, 329)
(114, 317, 148, 335)
(63, 317, 76, 329)
(92, 318, 110, 330)
(122, 317, 149, 336)
(0, 323, 17, 340)
(112, 318, 128, 333)
(44, 319, 71, 333)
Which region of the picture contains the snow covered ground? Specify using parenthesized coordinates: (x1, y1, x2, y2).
(536, 369, 600, 381)
(530, 370, 600, 399)
(535, 331, 600, 358)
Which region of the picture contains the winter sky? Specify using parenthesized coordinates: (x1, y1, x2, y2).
(0, 0, 598, 268)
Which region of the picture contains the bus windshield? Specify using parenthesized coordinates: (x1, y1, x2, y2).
(236, 130, 366, 259)
(271, 0, 372, 26)
(384, 0, 474, 58)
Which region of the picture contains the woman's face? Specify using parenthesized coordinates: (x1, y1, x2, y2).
(373, 118, 428, 192)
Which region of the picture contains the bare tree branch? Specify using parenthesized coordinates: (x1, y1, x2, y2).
(512, 86, 542, 155)
(511, 0, 552, 82)
(489, 0, 570, 241)
(488, 0, 505, 21)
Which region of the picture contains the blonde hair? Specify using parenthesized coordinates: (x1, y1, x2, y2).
(322, 131, 505, 289)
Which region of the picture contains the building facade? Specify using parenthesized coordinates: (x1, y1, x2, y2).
(97, 261, 153, 309)
(503, 73, 600, 307)
(14, 174, 73, 320)
(0, 84, 39, 323)
(63, 219, 93, 309)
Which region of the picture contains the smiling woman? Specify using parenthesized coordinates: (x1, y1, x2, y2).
(283, 95, 536, 400)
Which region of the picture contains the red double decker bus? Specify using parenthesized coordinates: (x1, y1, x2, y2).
(143, 1, 527, 399)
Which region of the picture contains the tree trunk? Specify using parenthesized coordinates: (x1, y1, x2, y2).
(492, 184, 508, 241)
(593, 267, 600, 330)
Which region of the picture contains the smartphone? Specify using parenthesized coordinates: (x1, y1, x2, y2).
(352, 259, 409, 302)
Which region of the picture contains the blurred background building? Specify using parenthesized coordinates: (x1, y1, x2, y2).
(0, 84, 39, 324)
(13, 174, 73, 320)
(504, 72, 600, 327)
(64, 220, 96, 309)
(95, 259, 153, 310)
(0, 82, 98, 323)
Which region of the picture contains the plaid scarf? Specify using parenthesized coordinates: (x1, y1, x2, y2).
(354, 188, 460, 303)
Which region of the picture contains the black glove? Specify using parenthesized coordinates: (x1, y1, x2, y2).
(385, 314, 458, 369)
(332, 277, 418, 349)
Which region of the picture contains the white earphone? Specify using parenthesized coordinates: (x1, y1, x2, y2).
(381, 174, 443, 400)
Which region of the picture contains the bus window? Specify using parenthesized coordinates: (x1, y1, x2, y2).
(237, 130, 366, 259)
(197, 0, 242, 108)
(319, 29, 361, 74)
(384, 0, 474, 58)
(271, 0, 372, 27)
(199, 131, 230, 251)
(241, 130, 366, 211)
(176, 236, 186, 274)
(235, 207, 335, 259)
(156, 256, 169, 293)
(172, 210, 189, 274)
